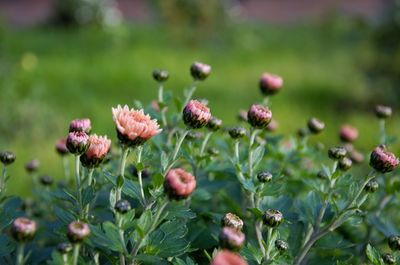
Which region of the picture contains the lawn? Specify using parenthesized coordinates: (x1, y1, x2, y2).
(0, 21, 397, 195)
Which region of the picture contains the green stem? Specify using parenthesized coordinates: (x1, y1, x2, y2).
(75, 155, 82, 217)
(136, 146, 146, 205)
(234, 140, 240, 163)
(379, 119, 386, 145)
(84, 168, 95, 220)
(265, 227, 274, 260)
(62, 254, 68, 265)
(131, 200, 169, 256)
(0, 165, 6, 197)
(63, 156, 71, 184)
(116, 214, 128, 265)
(181, 81, 198, 112)
(166, 130, 190, 173)
(16, 243, 25, 265)
(158, 83, 168, 128)
(117, 147, 129, 202)
(72, 244, 81, 265)
(250, 194, 265, 257)
(248, 129, 259, 179)
(199, 132, 212, 156)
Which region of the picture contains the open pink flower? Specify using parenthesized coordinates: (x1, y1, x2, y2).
(164, 168, 196, 200)
(80, 134, 111, 168)
(211, 250, 248, 265)
(69, 118, 91, 133)
(112, 105, 161, 147)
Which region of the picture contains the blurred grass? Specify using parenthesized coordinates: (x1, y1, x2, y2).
(0, 21, 398, 196)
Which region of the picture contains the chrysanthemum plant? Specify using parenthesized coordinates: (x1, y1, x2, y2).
(0, 64, 399, 265)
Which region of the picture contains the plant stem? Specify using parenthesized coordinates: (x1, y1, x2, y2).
(72, 244, 81, 265)
(199, 132, 212, 156)
(158, 83, 168, 128)
(250, 194, 265, 257)
(293, 176, 374, 265)
(379, 119, 386, 145)
(83, 168, 95, 220)
(166, 130, 190, 173)
(136, 146, 146, 205)
(63, 156, 71, 184)
(131, 200, 169, 256)
(181, 81, 198, 112)
(117, 147, 129, 202)
(116, 214, 128, 265)
(248, 129, 259, 179)
(0, 165, 6, 198)
(75, 155, 82, 217)
(16, 243, 25, 265)
(265, 227, 274, 260)
(234, 140, 240, 163)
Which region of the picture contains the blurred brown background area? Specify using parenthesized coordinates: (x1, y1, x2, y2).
(0, 0, 391, 26)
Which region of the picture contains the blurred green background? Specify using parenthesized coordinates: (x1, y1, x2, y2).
(0, 0, 399, 195)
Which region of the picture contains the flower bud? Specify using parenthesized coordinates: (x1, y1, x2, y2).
(182, 100, 212, 129)
(364, 180, 379, 193)
(262, 209, 283, 227)
(221, 213, 244, 231)
(237, 110, 248, 122)
(328, 147, 347, 160)
(40, 175, 53, 186)
(382, 253, 396, 265)
(229, 127, 246, 139)
(66, 132, 90, 155)
(275, 239, 289, 252)
(57, 242, 73, 254)
(164, 168, 196, 200)
(297, 128, 308, 138)
(69, 118, 91, 134)
(80, 134, 111, 168)
(129, 165, 151, 179)
(338, 157, 352, 171)
(349, 150, 364, 164)
(152, 69, 169, 82)
(388, 235, 400, 251)
(190, 62, 211, 81)
(339, 125, 358, 143)
(211, 250, 248, 265)
(247, 104, 272, 129)
(114, 199, 131, 214)
(317, 170, 327, 179)
(11, 217, 37, 242)
(0, 151, 16, 165)
(25, 159, 39, 173)
(257, 171, 272, 183)
(207, 147, 220, 156)
(56, 138, 69, 156)
(219, 227, 245, 251)
(259, 73, 283, 96)
(67, 221, 90, 243)
(307, 118, 325, 134)
(207, 117, 222, 131)
(370, 146, 399, 173)
(375, 105, 392, 119)
(266, 119, 278, 132)
(186, 131, 204, 141)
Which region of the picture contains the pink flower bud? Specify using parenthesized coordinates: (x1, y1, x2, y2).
(211, 250, 248, 265)
(112, 105, 162, 147)
(182, 100, 212, 129)
(259, 73, 283, 96)
(69, 118, 91, 134)
(247, 104, 272, 129)
(67, 221, 90, 243)
(66, 131, 90, 155)
(12, 217, 37, 242)
(375, 105, 392, 119)
(190, 62, 211, 81)
(307, 118, 325, 134)
(221, 213, 244, 231)
(339, 125, 358, 142)
(370, 146, 399, 173)
(219, 227, 245, 250)
(25, 159, 39, 173)
(164, 168, 196, 200)
(80, 134, 111, 168)
(56, 137, 69, 156)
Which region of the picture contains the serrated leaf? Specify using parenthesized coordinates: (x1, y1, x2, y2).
(247, 207, 263, 218)
(252, 146, 265, 169)
(151, 173, 164, 188)
(366, 244, 383, 265)
(89, 222, 123, 252)
(165, 203, 196, 220)
(135, 209, 153, 238)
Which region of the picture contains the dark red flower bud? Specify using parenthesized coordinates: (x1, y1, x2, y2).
(219, 227, 245, 251)
(182, 100, 212, 129)
(375, 105, 392, 119)
(25, 159, 39, 173)
(0, 151, 16, 165)
(229, 127, 246, 139)
(370, 146, 399, 173)
(114, 199, 131, 214)
(39, 175, 53, 186)
(66, 132, 90, 155)
(382, 253, 396, 265)
(152, 69, 169, 82)
(262, 209, 283, 227)
(57, 242, 73, 254)
(307, 118, 325, 134)
(339, 125, 359, 142)
(257, 171, 272, 183)
(164, 168, 196, 200)
(69, 118, 91, 134)
(364, 180, 379, 193)
(275, 239, 289, 252)
(247, 104, 272, 129)
(221, 213, 244, 231)
(338, 157, 352, 171)
(56, 138, 69, 156)
(190, 62, 211, 81)
(207, 117, 222, 131)
(259, 72, 283, 96)
(328, 147, 347, 160)
(67, 221, 90, 243)
(211, 250, 248, 265)
(11, 217, 37, 242)
(388, 235, 400, 251)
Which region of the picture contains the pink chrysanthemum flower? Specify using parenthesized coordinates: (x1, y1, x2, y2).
(259, 72, 283, 96)
(211, 250, 248, 265)
(69, 118, 91, 133)
(370, 145, 399, 173)
(164, 168, 196, 200)
(247, 104, 272, 129)
(56, 137, 69, 156)
(112, 105, 162, 147)
(80, 134, 111, 168)
(339, 125, 359, 143)
(12, 217, 37, 242)
(182, 100, 212, 129)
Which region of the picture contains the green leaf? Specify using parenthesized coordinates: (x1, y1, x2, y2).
(120, 209, 136, 230)
(0, 235, 14, 256)
(123, 179, 143, 204)
(135, 209, 153, 238)
(89, 222, 124, 252)
(165, 202, 196, 220)
(151, 173, 164, 188)
(161, 152, 169, 172)
(247, 207, 263, 219)
(366, 244, 384, 265)
(109, 187, 117, 209)
(241, 243, 263, 264)
(81, 186, 95, 207)
(252, 145, 265, 169)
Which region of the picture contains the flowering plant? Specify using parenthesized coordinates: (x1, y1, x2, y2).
(0, 62, 399, 265)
